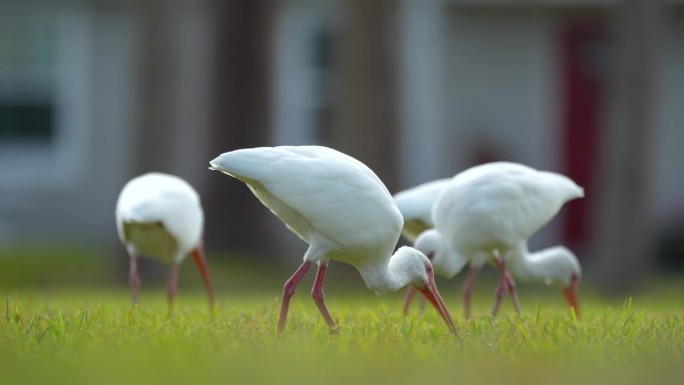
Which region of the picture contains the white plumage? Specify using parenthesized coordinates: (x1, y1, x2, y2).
(210, 145, 456, 334)
(435, 163, 583, 264)
(116, 172, 214, 309)
(400, 162, 583, 318)
(117, 173, 203, 261)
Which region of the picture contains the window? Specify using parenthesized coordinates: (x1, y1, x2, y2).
(0, 8, 91, 190)
(310, 25, 335, 145)
(0, 103, 54, 142)
(0, 13, 57, 145)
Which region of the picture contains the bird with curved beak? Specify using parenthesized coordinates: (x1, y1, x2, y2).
(395, 163, 584, 319)
(116, 172, 215, 312)
(210, 145, 456, 334)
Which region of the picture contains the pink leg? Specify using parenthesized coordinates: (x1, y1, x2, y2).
(402, 287, 417, 315)
(403, 251, 433, 316)
(278, 261, 312, 333)
(311, 261, 338, 333)
(418, 295, 427, 313)
(492, 258, 508, 317)
(129, 254, 141, 306)
(167, 261, 179, 314)
(462, 266, 479, 320)
(505, 271, 521, 315)
(491, 257, 521, 317)
(402, 287, 428, 315)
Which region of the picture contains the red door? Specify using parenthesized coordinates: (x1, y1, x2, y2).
(561, 19, 606, 254)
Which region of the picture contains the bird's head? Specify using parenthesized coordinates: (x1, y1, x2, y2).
(391, 246, 434, 288)
(391, 247, 457, 334)
(542, 246, 582, 318)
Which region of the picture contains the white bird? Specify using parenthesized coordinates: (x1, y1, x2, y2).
(409, 162, 584, 319)
(414, 232, 582, 317)
(209, 145, 456, 334)
(116, 172, 215, 310)
(395, 177, 582, 318)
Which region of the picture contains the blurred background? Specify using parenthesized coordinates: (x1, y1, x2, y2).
(0, 0, 682, 296)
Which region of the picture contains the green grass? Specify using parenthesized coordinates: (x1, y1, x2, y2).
(1, 248, 683, 384)
(2, 287, 684, 385)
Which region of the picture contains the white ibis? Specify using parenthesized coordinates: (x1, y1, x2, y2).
(413, 231, 582, 317)
(395, 177, 583, 317)
(402, 162, 584, 319)
(209, 146, 456, 334)
(115, 172, 215, 310)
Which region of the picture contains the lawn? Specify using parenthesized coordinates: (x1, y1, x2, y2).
(2, 285, 683, 385)
(0, 249, 682, 384)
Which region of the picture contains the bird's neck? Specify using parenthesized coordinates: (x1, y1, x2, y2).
(434, 245, 468, 279)
(506, 242, 563, 285)
(357, 252, 412, 295)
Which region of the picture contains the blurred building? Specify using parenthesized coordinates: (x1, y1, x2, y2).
(0, 0, 216, 250)
(1, 1, 683, 273)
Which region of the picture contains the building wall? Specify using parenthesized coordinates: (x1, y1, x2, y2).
(407, 6, 684, 249)
(2, 2, 682, 260)
(396, 0, 451, 190)
(0, 6, 140, 247)
(0, 3, 217, 249)
(653, 10, 684, 225)
(442, 8, 564, 248)
(444, 8, 562, 173)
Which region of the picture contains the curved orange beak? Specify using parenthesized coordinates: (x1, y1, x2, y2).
(416, 273, 457, 335)
(563, 273, 580, 319)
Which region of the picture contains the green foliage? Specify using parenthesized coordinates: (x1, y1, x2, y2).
(1, 290, 683, 385)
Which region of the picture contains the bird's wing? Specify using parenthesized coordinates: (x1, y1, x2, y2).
(393, 178, 451, 226)
(210, 146, 403, 250)
(436, 162, 584, 246)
